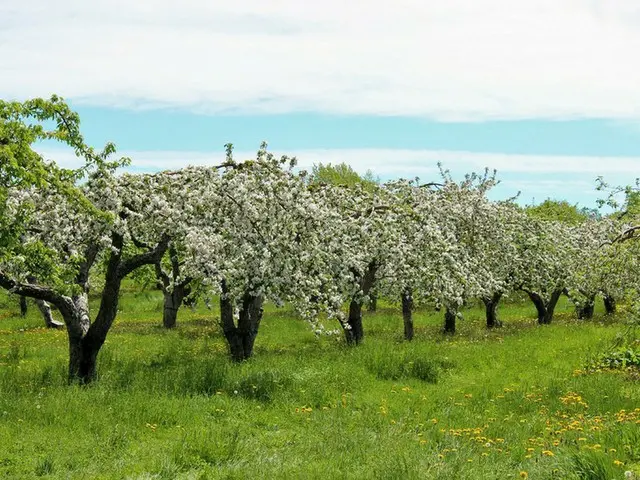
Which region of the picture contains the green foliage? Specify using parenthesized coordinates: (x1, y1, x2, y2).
(526, 199, 593, 224)
(624, 191, 640, 220)
(0, 96, 129, 289)
(307, 162, 379, 190)
(586, 345, 640, 371)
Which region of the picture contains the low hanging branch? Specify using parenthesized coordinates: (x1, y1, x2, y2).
(612, 225, 640, 244)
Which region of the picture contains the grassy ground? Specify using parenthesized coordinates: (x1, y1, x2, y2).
(0, 288, 638, 479)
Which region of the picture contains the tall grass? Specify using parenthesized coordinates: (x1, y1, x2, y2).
(0, 289, 638, 478)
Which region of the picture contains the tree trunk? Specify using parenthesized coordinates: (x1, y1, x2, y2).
(526, 291, 547, 324)
(19, 296, 27, 317)
(0, 233, 169, 384)
(483, 292, 503, 328)
(65, 232, 167, 383)
(56, 294, 93, 383)
(368, 293, 377, 312)
(576, 295, 595, 320)
(444, 308, 456, 334)
(342, 261, 378, 346)
(603, 295, 616, 315)
(527, 289, 562, 325)
(162, 285, 186, 329)
(344, 300, 364, 345)
(402, 289, 414, 341)
(35, 299, 64, 329)
(220, 281, 264, 362)
(68, 335, 100, 383)
(543, 289, 562, 324)
(155, 244, 192, 329)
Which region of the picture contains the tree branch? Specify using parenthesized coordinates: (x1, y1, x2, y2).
(117, 234, 170, 280)
(611, 225, 640, 244)
(0, 271, 74, 316)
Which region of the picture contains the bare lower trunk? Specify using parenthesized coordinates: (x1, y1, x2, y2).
(576, 295, 595, 320)
(368, 294, 377, 312)
(19, 296, 27, 317)
(35, 299, 64, 329)
(483, 292, 503, 328)
(162, 285, 186, 329)
(155, 244, 192, 329)
(68, 335, 99, 383)
(59, 295, 93, 383)
(344, 300, 364, 345)
(526, 289, 562, 325)
(402, 289, 414, 341)
(1, 233, 168, 385)
(342, 261, 378, 346)
(604, 295, 616, 315)
(220, 281, 264, 362)
(444, 308, 456, 334)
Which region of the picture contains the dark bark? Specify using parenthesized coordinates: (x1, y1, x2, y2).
(444, 308, 456, 334)
(23, 276, 63, 328)
(19, 296, 27, 317)
(344, 300, 364, 345)
(575, 295, 596, 320)
(220, 281, 264, 362)
(368, 294, 377, 312)
(603, 295, 616, 315)
(156, 244, 192, 329)
(342, 261, 378, 345)
(162, 287, 186, 329)
(525, 289, 563, 325)
(527, 291, 546, 324)
(482, 292, 503, 328)
(35, 299, 64, 329)
(0, 232, 169, 384)
(402, 288, 414, 341)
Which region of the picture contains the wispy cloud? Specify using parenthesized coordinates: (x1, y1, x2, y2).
(2, 0, 640, 120)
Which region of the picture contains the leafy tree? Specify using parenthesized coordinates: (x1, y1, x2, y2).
(307, 162, 382, 311)
(526, 199, 590, 224)
(0, 97, 177, 383)
(308, 162, 378, 190)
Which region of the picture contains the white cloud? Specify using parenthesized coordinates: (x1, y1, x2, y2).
(38, 146, 639, 206)
(2, 0, 640, 120)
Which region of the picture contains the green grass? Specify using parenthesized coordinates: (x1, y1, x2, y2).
(0, 289, 639, 479)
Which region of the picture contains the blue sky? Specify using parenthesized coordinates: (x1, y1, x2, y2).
(3, 1, 640, 208)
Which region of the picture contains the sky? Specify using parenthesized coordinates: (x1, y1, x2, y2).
(2, 0, 640, 207)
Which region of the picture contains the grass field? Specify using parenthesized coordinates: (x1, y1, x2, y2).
(1, 287, 639, 479)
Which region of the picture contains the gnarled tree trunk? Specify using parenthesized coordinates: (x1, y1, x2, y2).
(482, 292, 503, 328)
(368, 294, 377, 312)
(342, 261, 378, 345)
(344, 300, 364, 345)
(1, 233, 169, 384)
(162, 285, 187, 329)
(603, 294, 616, 315)
(155, 244, 192, 329)
(525, 289, 563, 325)
(35, 299, 64, 329)
(444, 308, 456, 334)
(575, 294, 596, 320)
(64, 294, 94, 381)
(220, 281, 264, 362)
(402, 288, 414, 341)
